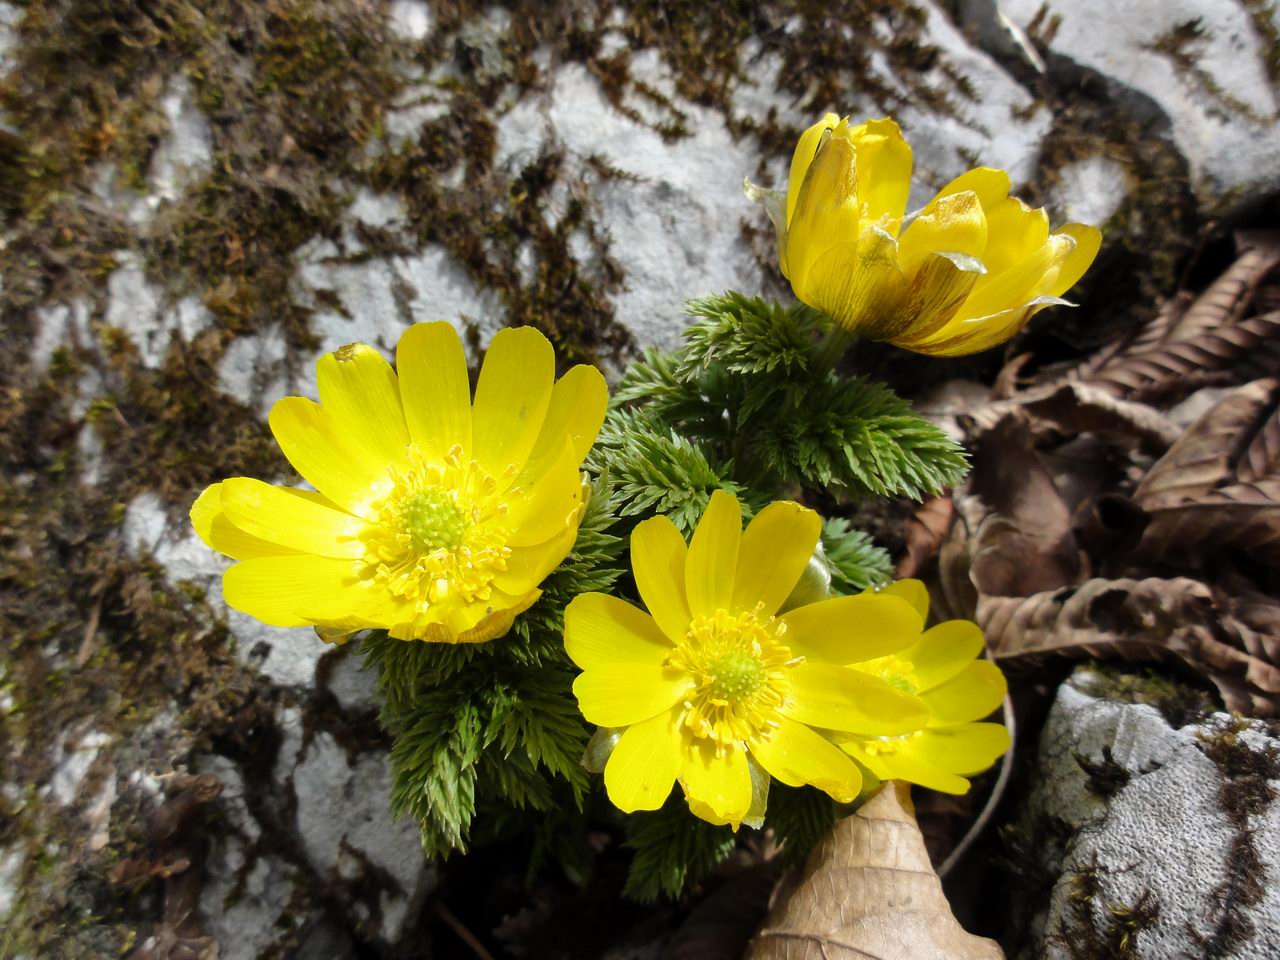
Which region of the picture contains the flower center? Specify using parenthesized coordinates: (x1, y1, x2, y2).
(358, 444, 513, 616)
(709, 649, 765, 700)
(400, 489, 466, 553)
(666, 606, 800, 753)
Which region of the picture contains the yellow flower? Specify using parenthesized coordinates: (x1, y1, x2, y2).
(749, 113, 1102, 357)
(564, 491, 931, 828)
(834, 580, 1011, 794)
(191, 322, 607, 644)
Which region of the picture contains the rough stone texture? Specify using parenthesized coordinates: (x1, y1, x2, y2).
(1014, 669, 1280, 959)
(7, 0, 1280, 955)
(973, 0, 1280, 205)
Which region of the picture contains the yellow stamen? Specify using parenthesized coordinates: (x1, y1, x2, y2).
(666, 604, 798, 756)
(357, 444, 512, 619)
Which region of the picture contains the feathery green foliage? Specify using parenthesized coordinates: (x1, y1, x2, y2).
(614, 293, 967, 499)
(622, 799, 737, 902)
(763, 783, 840, 867)
(588, 407, 750, 533)
(367, 291, 970, 898)
(822, 516, 894, 593)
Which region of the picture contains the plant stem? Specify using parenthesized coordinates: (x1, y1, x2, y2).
(817, 324, 858, 371)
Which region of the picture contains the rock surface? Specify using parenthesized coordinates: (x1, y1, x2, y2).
(1012, 668, 1280, 959)
(5, 0, 1280, 956)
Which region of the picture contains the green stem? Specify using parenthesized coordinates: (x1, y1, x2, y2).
(817, 324, 858, 372)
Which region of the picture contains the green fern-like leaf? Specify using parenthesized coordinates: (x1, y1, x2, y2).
(764, 783, 837, 866)
(678, 292, 821, 379)
(754, 375, 968, 499)
(623, 799, 737, 902)
(588, 407, 749, 532)
(822, 517, 893, 593)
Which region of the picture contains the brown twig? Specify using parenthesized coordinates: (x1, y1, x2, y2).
(434, 901, 497, 960)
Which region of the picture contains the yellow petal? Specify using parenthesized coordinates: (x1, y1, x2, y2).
(786, 112, 842, 225)
(847, 116, 912, 228)
(515, 363, 608, 488)
(685, 490, 742, 619)
(471, 326, 555, 482)
(388, 587, 540, 644)
(933, 167, 1011, 215)
(797, 222, 907, 339)
(452, 590, 538, 643)
(219, 478, 364, 559)
(505, 439, 584, 547)
(908, 722, 1011, 775)
(573, 664, 694, 727)
(492, 523, 577, 596)
(874, 745, 971, 794)
(563, 593, 673, 671)
(837, 738, 893, 781)
(907, 301, 1037, 357)
(268, 397, 386, 516)
(959, 230, 1070, 323)
(316, 343, 411, 474)
(191, 483, 298, 561)
(679, 740, 752, 828)
(885, 250, 985, 344)
(874, 579, 930, 621)
(749, 717, 862, 803)
(732, 500, 822, 618)
(904, 619, 985, 692)
(631, 515, 693, 643)
(981, 196, 1049, 277)
(786, 132, 863, 288)
(223, 554, 397, 627)
(922, 660, 1007, 724)
(896, 190, 988, 279)
(780, 593, 921, 664)
(603, 708, 683, 813)
(396, 321, 473, 463)
(783, 662, 929, 735)
(1041, 223, 1101, 299)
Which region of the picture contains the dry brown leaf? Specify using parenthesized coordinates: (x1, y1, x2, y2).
(1138, 479, 1280, 564)
(965, 414, 1084, 596)
(1081, 310, 1280, 403)
(896, 495, 955, 579)
(1134, 379, 1280, 507)
(1237, 398, 1280, 483)
(979, 577, 1280, 716)
(1164, 232, 1280, 341)
(1020, 382, 1181, 452)
(746, 783, 1004, 960)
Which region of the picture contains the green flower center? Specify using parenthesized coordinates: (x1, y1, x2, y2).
(399, 489, 466, 554)
(709, 649, 766, 700)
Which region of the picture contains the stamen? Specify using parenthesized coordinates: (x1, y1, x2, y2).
(667, 606, 797, 755)
(355, 444, 512, 618)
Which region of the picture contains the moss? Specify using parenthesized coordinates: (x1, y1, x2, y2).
(1072, 662, 1218, 729)
(1053, 856, 1161, 960)
(1146, 19, 1271, 126)
(1074, 746, 1131, 798)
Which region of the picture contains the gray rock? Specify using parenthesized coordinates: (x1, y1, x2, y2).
(147, 75, 214, 208)
(0, 845, 23, 921)
(992, 0, 1280, 205)
(201, 835, 317, 960)
(285, 728, 435, 943)
(323, 650, 380, 714)
(1015, 669, 1280, 959)
(388, 0, 432, 42)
